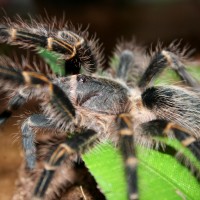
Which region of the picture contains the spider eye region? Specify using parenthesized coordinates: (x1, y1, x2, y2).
(77, 74, 88, 83)
(75, 75, 130, 114)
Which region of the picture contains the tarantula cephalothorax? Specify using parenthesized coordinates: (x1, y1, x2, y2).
(0, 16, 200, 200)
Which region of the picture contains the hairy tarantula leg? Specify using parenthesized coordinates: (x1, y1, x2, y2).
(0, 27, 77, 59)
(57, 30, 84, 48)
(33, 129, 97, 199)
(21, 114, 53, 169)
(141, 86, 200, 160)
(141, 119, 200, 161)
(117, 113, 138, 200)
(138, 50, 198, 89)
(174, 130, 200, 161)
(0, 65, 75, 121)
(117, 50, 134, 81)
(141, 86, 200, 138)
(0, 88, 30, 125)
(0, 27, 100, 73)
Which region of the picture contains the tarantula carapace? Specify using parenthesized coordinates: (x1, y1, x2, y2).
(0, 16, 200, 200)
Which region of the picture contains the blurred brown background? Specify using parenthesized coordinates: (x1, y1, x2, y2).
(0, 0, 200, 199)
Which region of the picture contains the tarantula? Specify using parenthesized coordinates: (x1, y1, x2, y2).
(0, 16, 200, 200)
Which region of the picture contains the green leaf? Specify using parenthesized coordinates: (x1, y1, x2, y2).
(83, 142, 127, 200)
(110, 54, 120, 72)
(83, 140, 200, 200)
(37, 47, 66, 76)
(186, 65, 200, 82)
(154, 68, 181, 85)
(154, 65, 200, 85)
(138, 139, 200, 200)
